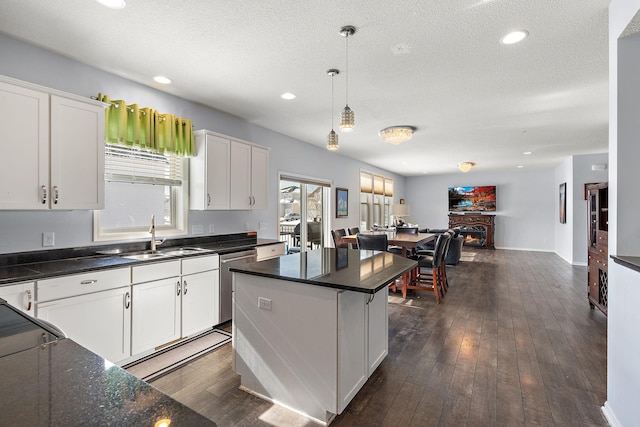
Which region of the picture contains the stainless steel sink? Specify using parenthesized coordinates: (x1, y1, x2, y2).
(160, 247, 210, 256)
(121, 252, 169, 260)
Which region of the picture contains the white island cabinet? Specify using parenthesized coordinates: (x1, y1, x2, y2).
(0, 281, 35, 315)
(0, 76, 104, 210)
(232, 249, 413, 425)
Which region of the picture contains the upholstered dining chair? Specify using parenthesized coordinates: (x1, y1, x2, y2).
(331, 229, 348, 248)
(407, 232, 451, 303)
(356, 232, 389, 251)
(416, 229, 453, 292)
(389, 226, 419, 255)
(347, 227, 360, 248)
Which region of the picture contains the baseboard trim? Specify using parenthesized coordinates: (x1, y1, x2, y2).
(602, 401, 621, 427)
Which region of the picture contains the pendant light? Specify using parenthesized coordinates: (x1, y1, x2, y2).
(327, 69, 340, 151)
(339, 26, 356, 132)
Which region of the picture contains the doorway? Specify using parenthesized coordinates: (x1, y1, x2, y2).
(278, 174, 330, 253)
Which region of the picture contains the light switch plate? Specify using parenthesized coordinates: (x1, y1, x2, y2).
(192, 224, 204, 234)
(43, 232, 55, 247)
(258, 297, 272, 311)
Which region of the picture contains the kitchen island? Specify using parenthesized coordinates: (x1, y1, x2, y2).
(231, 248, 416, 425)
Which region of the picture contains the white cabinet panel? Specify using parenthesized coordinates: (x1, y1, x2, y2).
(131, 259, 180, 284)
(0, 76, 105, 210)
(50, 95, 104, 209)
(36, 286, 131, 363)
(250, 145, 268, 210)
(189, 132, 230, 210)
(131, 277, 182, 355)
(0, 81, 49, 210)
(256, 242, 286, 261)
(38, 268, 130, 302)
(181, 270, 219, 337)
(0, 282, 35, 315)
(367, 287, 388, 375)
(230, 140, 252, 209)
(337, 290, 367, 413)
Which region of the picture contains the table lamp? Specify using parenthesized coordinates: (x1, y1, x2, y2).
(391, 203, 410, 226)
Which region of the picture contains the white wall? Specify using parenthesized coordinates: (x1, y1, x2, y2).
(0, 34, 404, 253)
(605, 2, 640, 426)
(405, 169, 555, 251)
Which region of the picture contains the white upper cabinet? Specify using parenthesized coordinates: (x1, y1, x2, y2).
(190, 132, 231, 210)
(0, 76, 105, 210)
(190, 130, 268, 211)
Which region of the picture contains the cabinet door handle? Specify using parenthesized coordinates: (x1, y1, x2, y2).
(124, 291, 131, 309)
(80, 279, 98, 285)
(41, 185, 47, 204)
(183, 280, 188, 295)
(177, 281, 182, 296)
(25, 289, 32, 312)
(53, 186, 59, 205)
(207, 193, 211, 206)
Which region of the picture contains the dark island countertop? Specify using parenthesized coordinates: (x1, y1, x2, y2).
(231, 247, 417, 294)
(611, 255, 640, 274)
(0, 338, 215, 426)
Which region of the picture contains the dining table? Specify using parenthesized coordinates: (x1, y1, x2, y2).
(341, 231, 436, 257)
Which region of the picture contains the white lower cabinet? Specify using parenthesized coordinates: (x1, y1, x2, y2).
(131, 254, 220, 357)
(0, 281, 35, 315)
(181, 270, 219, 337)
(36, 286, 131, 363)
(131, 277, 182, 355)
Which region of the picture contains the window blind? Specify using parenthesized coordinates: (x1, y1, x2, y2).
(104, 144, 182, 186)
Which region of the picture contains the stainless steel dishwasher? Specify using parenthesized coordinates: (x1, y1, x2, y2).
(219, 249, 257, 323)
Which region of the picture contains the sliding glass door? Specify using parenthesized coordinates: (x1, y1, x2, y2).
(279, 175, 329, 253)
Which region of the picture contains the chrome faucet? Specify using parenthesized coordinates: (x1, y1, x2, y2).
(149, 215, 165, 252)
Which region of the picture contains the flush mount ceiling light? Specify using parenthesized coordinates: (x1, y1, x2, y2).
(339, 26, 356, 132)
(458, 162, 476, 173)
(95, 0, 126, 9)
(326, 69, 340, 151)
(153, 75, 171, 84)
(501, 30, 528, 45)
(280, 92, 296, 100)
(378, 126, 416, 145)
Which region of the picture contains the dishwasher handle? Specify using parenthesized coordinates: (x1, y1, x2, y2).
(221, 253, 257, 264)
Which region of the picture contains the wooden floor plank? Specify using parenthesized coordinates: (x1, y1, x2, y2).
(149, 249, 607, 426)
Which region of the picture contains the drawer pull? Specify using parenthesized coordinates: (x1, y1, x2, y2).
(53, 186, 59, 204)
(41, 185, 47, 204)
(124, 291, 131, 309)
(183, 280, 188, 295)
(80, 279, 98, 285)
(177, 281, 181, 296)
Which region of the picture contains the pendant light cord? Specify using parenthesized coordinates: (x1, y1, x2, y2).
(331, 72, 335, 128)
(345, 34, 349, 105)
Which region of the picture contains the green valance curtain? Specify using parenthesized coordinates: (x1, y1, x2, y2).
(97, 93, 194, 157)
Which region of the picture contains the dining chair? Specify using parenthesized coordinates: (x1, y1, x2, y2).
(348, 226, 360, 235)
(331, 229, 348, 248)
(389, 226, 419, 255)
(407, 232, 451, 303)
(356, 232, 389, 251)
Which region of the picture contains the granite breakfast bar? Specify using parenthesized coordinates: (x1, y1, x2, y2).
(231, 248, 417, 425)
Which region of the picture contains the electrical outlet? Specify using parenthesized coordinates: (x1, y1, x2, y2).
(192, 224, 204, 234)
(259, 222, 267, 231)
(258, 297, 272, 311)
(42, 232, 55, 247)
(209, 224, 215, 233)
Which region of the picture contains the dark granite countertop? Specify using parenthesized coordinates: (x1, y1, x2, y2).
(0, 233, 282, 286)
(611, 255, 640, 273)
(0, 338, 215, 426)
(231, 248, 417, 294)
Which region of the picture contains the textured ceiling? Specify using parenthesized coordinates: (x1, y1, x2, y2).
(0, 0, 610, 176)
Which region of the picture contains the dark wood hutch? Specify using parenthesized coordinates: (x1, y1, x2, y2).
(586, 182, 608, 316)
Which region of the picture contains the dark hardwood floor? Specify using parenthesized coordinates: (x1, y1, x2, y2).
(151, 249, 608, 426)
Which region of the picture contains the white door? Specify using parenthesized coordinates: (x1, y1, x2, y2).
(36, 286, 131, 363)
(0, 282, 35, 315)
(0, 81, 49, 209)
(131, 278, 182, 355)
(181, 270, 219, 337)
(50, 95, 104, 209)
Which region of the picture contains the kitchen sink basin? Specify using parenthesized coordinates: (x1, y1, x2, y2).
(160, 247, 210, 256)
(121, 252, 169, 260)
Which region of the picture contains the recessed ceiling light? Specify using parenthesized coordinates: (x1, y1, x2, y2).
(501, 30, 528, 45)
(153, 76, 171, 84)
(517, 165, 524, 168)
(280, 92, 296, 100)
(523, 151, 532, 155)
(95, 0, 126, 9)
